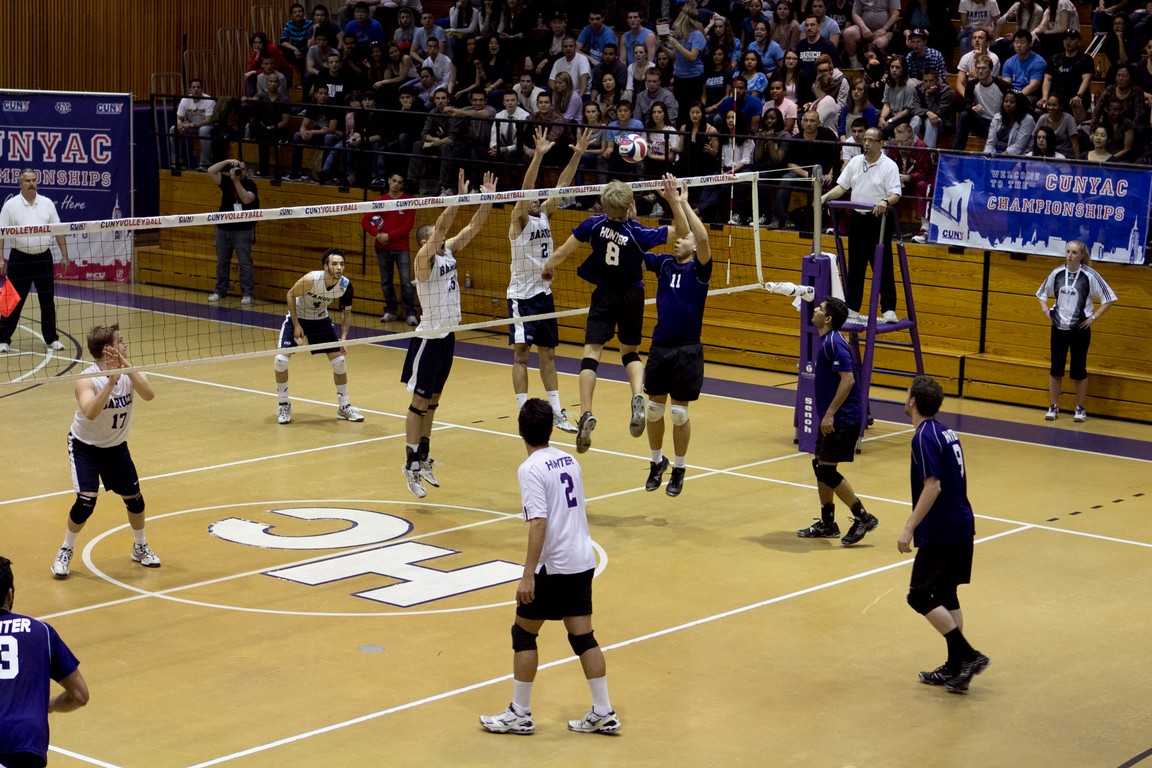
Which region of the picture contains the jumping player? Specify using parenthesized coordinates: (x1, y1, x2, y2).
(479, 399, 620, 736)
(899, 375, 989, 693)
(541, 179, 684, 453)
(51, 324, 159, 578)
(796, 296, 879, 546)
(506, 126, 591, 435)
(643, 175, 711, 497)
(401, 170, 498, 498)
(275, 248, 365, 425)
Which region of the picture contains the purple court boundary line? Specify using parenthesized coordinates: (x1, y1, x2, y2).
(57, 283, 1152, 461)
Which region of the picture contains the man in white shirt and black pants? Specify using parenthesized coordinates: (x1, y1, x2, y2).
(0, 169, 71, 354)
(819, 128, 903, 323)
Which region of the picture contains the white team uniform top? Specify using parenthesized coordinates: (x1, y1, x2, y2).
(508, 213, 553, 299)
(71, 364, 134, 448)
(415, 248, 461, 338)
(295, 270, 352, 321)
(518, 446, 596, 575)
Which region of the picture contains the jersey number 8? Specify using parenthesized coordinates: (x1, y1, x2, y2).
(605, 241, 619, 266)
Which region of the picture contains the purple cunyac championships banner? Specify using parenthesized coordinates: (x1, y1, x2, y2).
(928, 154, 1151, 265)
(0, 90, 133, 281)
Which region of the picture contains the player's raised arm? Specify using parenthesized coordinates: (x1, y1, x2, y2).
(541, 127, 593, 218)
(656, 174, 684, 241)
(447, 171, 499, 253)
(541, 234, 579, 281)
(417, 170, 468, 281)
(511, 127, 553, 237)
(676, 178, 710, 265)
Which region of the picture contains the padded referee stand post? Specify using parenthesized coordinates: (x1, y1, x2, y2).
(794, 251, 836, 454)
(826, 199, 925, 451)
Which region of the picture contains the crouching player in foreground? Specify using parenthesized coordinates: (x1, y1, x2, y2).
(480, 399, 620, 735)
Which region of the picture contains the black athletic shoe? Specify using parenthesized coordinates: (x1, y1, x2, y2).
(666, 466, 685, 497)
(797, 519, 840, 538)
(945, 653, 991, 693)
(645, 457, 669, 491)
(919, 664, 954, 686)
(841, 512, 879, 545)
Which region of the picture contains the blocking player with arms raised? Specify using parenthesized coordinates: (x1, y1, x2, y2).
(506, 126, 592, 435)
(479, 399, 619, 736)
(899, 375, 989, 693)
(51, 325, 159, 578)
(642, 175, 711, 497)
(796, 296, 879, 546)
(540, 180, 684, 453)
(275, 248, 365, 425)
(401, 170, 499, 499)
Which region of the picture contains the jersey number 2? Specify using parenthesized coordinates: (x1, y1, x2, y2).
(560, 472, 578, 509)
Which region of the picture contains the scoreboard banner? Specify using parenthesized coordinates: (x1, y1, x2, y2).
(928, 154, 1151, 265)
(0, 90, 133, 281)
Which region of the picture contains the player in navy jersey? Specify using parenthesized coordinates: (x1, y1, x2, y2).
(540, 179, 685, 453)
(1, 556, 89, 768)
(274, 249, 365, 425)
(1035, 240, 1117, 423)
(796, 297, 879, 546)
(642, 176, 711, 497)
(51, 325, 159, 578)
(506, 127, 591, 435)
(401, 170, 498, 498)
(479, 399, 619, 736)
(898, 375, 989, 693)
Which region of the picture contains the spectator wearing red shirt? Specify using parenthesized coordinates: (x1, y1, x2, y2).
(361, 174, 418, 325)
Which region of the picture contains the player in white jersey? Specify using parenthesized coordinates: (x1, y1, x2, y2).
(51, 324, 159, 578)
(480, 399, 620, 736)
(507, 126, 591, 435)
(274, 249, 365, 425)
(400, 169, 498, 498)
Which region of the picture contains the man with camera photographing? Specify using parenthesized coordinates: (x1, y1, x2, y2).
(207, 159, 261, 304)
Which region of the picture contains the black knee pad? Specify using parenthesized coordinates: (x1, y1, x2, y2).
(567, 631, 599, 656)
(621, 352, 641, 367)
(124, 494, 145, 515)
(937, 587, 960, 612)
(907, 589, 940, 616)
(511, 623, 538, 652)
(69, 495, 97, 526)
(814, 463, 843, 489)
(408, 405, 427, 417)
(580, 357, 600, 372)
(426, 403, 438, 412)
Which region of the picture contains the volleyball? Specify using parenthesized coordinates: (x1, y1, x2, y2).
(619, 133, 649, 164)
(369, 215, 383, 233)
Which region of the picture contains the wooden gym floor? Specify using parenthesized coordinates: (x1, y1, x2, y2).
(2, 293, 1151, 768)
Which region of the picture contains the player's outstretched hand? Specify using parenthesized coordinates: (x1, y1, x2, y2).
(481, 171, 498, 193)
(534, 126, 554, 157)
(570, 127, 593, 153)
(658, 173, 679, 201)
(456, 168, 470, 196)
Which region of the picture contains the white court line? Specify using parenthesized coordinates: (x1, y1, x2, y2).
(183, 525, 1033, 768)
(48, 744, 125, 768)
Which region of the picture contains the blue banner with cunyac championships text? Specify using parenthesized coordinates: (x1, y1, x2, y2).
(928, 154, 1151, 265)
(0, 90, 133, 281)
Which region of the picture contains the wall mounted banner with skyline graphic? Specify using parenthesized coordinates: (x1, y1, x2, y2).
(0, 90, 133, 281)
(927, 154, 1150, 265)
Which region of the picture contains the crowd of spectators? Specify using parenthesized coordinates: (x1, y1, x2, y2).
(169, 0, 1148, 235)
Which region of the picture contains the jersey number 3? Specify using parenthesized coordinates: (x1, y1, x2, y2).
(0, 636, 18, 679)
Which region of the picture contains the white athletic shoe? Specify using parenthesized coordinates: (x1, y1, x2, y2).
(48, 340, 66, 351)
(208, 293, 223, 302)
(629, 394, 646, 438)
(553, 408, 578, 434)
(277, 402, 293, 424)
(480, 705, 534, 735)
(403, 466, 427, 498)
(650, 202, 665, 218)
(575, 411, 597, 454)
(131, 543, 162, 568)
(51, 546, 73, 578)
(0, 343, 16, 354)
(567, 708, 621, 733)
(880, 310, 899, 324)
(336, 404, 365, 422)
(419, 458, 440, 488)
(240, 295, 254, 305)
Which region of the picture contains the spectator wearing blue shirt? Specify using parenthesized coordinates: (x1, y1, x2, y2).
(621, 10, 657, 66)
(605, 101, 646, 178)
(577, 10, 618, 66)
(905, 28, 948, 81)
(748, 29, 785, 75)
(662, 5, 709, 120)
(279, 3, 314, 78)
(714, 76, 763, 132)
(344, 2, 386, 47)
(1000, 30, 1047, 105)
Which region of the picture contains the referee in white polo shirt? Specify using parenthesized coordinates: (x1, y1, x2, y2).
(0, 169, 71, 353)
(819, 129, 902, 323)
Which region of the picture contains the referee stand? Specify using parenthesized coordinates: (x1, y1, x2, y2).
(794, 194, 924, 453)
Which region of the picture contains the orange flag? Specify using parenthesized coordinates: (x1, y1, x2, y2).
(0, 278, 21, 318)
